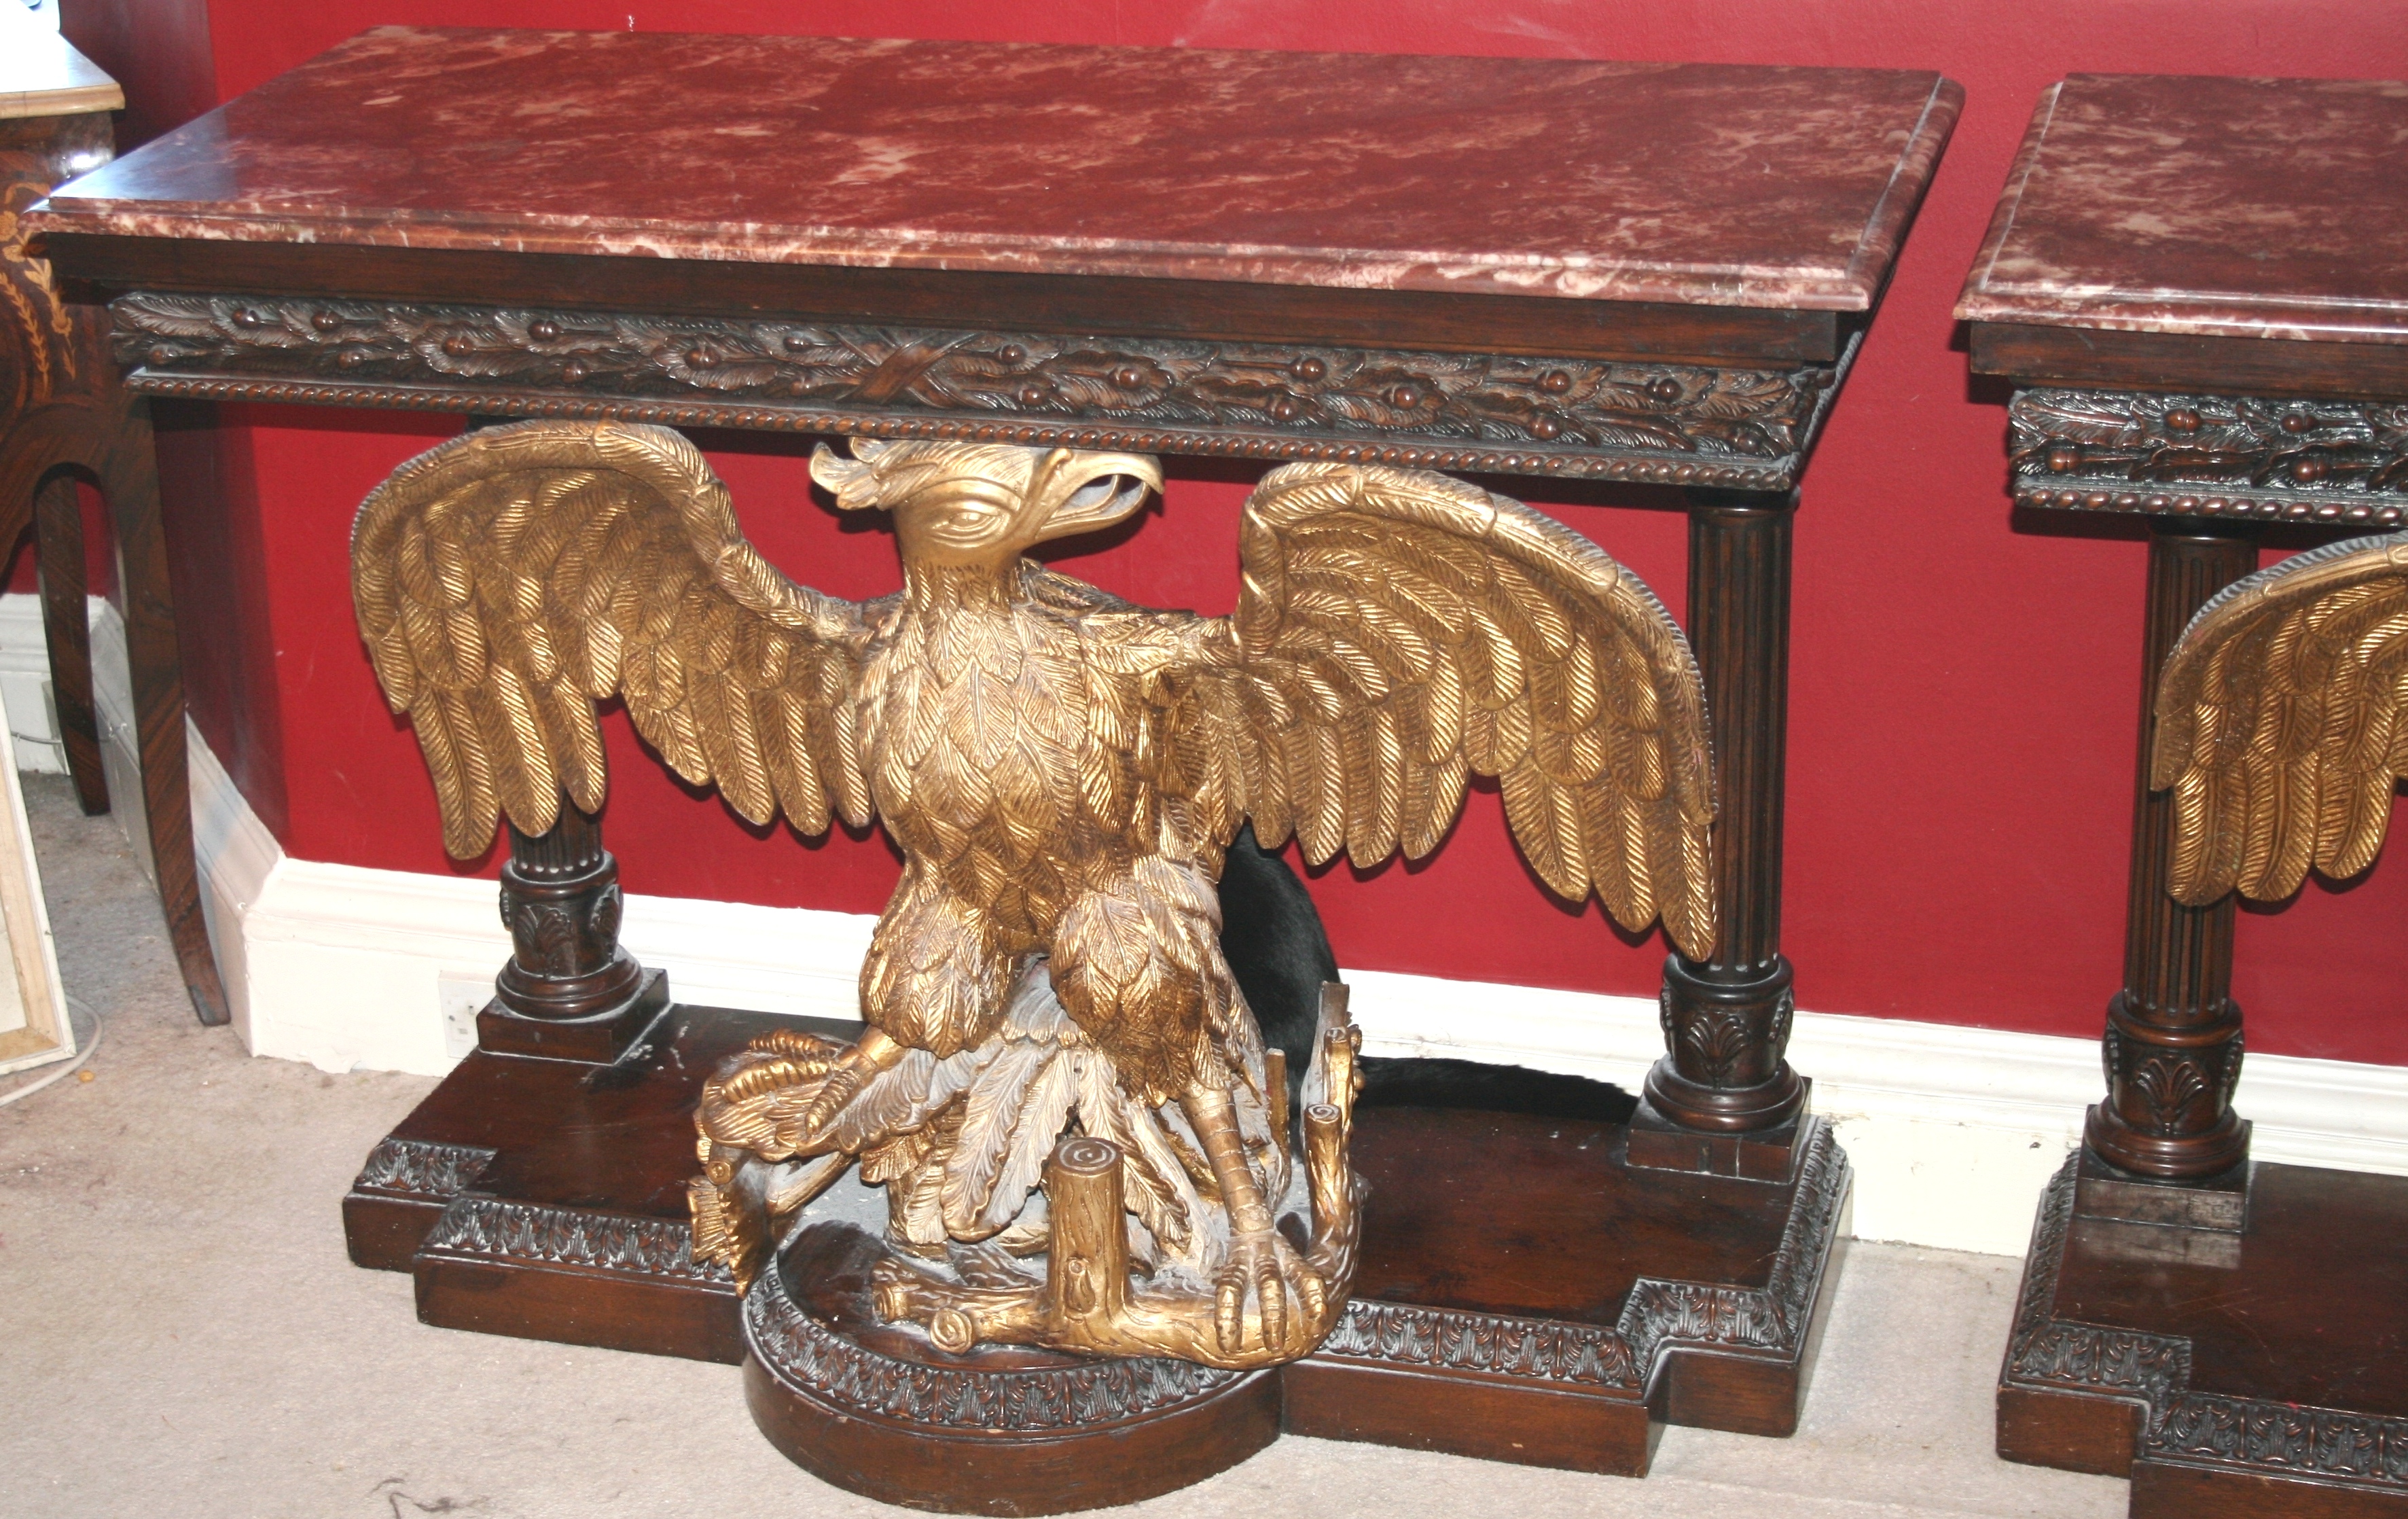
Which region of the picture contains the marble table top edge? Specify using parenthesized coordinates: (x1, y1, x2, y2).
(27, 24, 1965, 316)
(24, 200, 1915, 311)
(1954, 71, 2408, 345)
(1843, 75, 1966, 304)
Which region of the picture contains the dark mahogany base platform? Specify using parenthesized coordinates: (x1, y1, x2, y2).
(344, 1003, 1851, 1484)
(1288, 1104, 1847, 1475)
(2000, 1154, 2408, 1517)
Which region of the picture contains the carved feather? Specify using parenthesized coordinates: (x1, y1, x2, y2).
(351, 420, 878, 856)
(2151, 530, 2408, 902)
(1168, 463, 1717, 957)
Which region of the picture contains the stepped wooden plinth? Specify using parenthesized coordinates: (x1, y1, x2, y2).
(344, 1002, 1849, 1480)
(2002, 1157, 2408, 1517)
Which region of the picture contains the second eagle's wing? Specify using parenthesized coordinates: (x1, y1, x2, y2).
(353, 419, 878, 858)
(1169, 462, 1717, 959)
(2151, 530, 2408, 904)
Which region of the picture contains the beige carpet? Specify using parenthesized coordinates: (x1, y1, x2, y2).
(0, 775, 2125, 1518)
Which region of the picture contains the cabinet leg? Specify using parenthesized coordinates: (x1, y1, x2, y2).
(101, 402, 228, 1027)
(33, 469, 105, 814)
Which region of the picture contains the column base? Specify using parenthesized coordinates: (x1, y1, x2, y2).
(1625, 1082, 1814, 1182)
(476, 965, 670, 1063)
(2072, 1117, 2252, 1233)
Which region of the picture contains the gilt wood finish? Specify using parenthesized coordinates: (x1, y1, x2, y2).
(340, 1009, 1849, 1478)
(1961, 73, 2408, 1509)
(0, 79, 224, 1024)
(34, 28, 1964, 1152)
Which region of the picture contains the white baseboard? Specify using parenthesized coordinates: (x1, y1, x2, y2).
(18, 590, 2408, 1259)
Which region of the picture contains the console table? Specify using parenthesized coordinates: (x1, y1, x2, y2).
(0, 5, 226, 1029)
(1960, 73, 2408, 1518)
(35, 26, 1958, 1484)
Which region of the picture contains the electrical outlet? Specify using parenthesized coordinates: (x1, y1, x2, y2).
(436, 973, 492, 1060)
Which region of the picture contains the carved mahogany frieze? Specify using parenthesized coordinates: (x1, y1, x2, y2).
(2012, 387, 2408, 526)
(110, 291, 1844, 488)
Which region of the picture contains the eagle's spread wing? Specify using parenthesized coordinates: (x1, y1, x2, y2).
(2151, 530, 2408, 904)
(353, 418, 878, 857)
(1166, 462, 1717, 958)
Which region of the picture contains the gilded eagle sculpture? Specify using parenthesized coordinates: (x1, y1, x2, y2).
(351, 418, 1717, 1368)
(2153, 530, 2408, 904)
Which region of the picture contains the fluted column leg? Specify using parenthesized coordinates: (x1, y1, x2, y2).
(1632, 489, 1806, 1177)
(2085, 519, 2259, 1206)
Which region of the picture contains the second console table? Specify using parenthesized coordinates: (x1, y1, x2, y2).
(36, 26, 1959, 1486)
(1962, 72, 2408, 1519)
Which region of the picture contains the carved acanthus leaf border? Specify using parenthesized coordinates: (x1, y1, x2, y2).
(2012, 388, 2408, 526)
(350, 1136, 498, 1200)
(1316, 1117, 1848, 1394)
(1623, 1114, 1848, 1365)
(744, 1264, 1247, 1429)
(2004, 1162, 2191, 1401)
(1320, 1298, 1642, 1389)
(418, 1196, 734, 1285)
(109, 292, 1846, 489)
(2004, 1154, 2408, 1489)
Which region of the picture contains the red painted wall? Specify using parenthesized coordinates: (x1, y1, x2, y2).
(74, 0, 2408, 1062)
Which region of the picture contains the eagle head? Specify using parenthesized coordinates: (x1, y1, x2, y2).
(811, 439, 1162, 570)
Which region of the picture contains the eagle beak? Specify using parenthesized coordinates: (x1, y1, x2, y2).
(1026, 449, 1163, 543)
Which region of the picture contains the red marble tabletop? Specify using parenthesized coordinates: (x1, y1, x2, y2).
(31, 26, 1958, 313)
(1958, 74, 2408, 344)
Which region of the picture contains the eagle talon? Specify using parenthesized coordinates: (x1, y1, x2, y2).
(1216, 1223, 1318, 1355)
